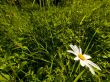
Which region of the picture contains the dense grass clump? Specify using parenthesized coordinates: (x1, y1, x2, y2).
(0, 0, 110, 82)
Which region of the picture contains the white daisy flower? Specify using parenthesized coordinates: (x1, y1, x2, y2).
(67, 44, 101, 75)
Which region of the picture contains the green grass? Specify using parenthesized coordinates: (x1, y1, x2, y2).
(0, 0, 110, 82)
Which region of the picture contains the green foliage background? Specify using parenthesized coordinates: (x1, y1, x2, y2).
(0, 0, 110, 82)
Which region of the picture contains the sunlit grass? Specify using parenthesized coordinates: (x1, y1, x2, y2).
(0, 0, 110, 81)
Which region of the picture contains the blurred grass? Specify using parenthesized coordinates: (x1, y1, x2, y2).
(0, 0, 110, 81)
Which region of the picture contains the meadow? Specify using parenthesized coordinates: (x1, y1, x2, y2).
(0, 0, 110, 82)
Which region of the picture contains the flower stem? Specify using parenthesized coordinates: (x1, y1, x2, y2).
(73, 69, 85, 82)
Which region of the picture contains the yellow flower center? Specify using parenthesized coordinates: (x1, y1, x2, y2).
(78, 54, 86, 60)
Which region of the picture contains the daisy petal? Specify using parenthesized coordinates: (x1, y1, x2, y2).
(67, 50, 74, 54)
(79, 48, 82, 54)
(83, 54, 91, 59)
(67, 50, 77, 56)
(85, 63, 95, 75)
(87, 60, 101, 70)
(80, 60, 86, 67)
(69, 44, 79, 53)
(74, 57, 79, 60)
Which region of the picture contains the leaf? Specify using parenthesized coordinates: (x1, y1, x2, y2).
(22, 46, 28, 50)
(0, 73, 10, 81)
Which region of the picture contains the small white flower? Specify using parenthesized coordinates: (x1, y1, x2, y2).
(67, 44, 101, 75)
